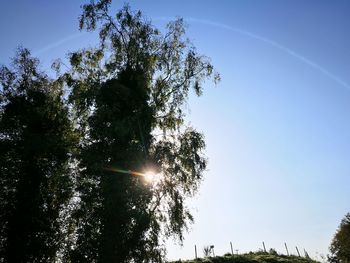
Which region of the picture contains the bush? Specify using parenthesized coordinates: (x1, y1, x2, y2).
(269, 248, 278, 255)
(329, 213, 350, 263)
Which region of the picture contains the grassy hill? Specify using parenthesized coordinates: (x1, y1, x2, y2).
(170, 252, 320, 263)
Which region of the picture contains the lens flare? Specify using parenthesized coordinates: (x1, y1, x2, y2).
(143, 171, 162, 184)
(104, 167, 161, 184)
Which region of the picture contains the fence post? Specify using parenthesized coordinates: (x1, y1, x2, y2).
(284, 242, 289, 256)
(230, 242, 234, 255)
(262, 241, 266, 253)
(195, 245, 197, 259)
(296, 246, 301, 257)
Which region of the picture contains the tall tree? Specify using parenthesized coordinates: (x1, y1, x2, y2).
(0, 48, 76, 262)
(62, 2, 219, 262)
(329, 213, 350, 263)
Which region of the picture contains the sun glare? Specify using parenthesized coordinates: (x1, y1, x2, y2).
(143, 171, 162, 184)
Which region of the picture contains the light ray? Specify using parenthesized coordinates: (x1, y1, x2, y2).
(104, 167, 145, 177)
(104, 167, 161, 184)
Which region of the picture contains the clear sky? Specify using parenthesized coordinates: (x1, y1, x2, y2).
(1, 0, 349, 261)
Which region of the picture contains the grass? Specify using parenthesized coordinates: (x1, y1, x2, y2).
(169, 251, 320, 263)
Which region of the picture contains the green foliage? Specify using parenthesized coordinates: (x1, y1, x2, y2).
(170, 252, 320, 263)
(0, 48, 77, 262)
(57, 2, 219, 263)
(203, 246, 212, 257)
(269, 248, 278, 256)
(329, 213, 350, 263)
(0, 2, 218, 262)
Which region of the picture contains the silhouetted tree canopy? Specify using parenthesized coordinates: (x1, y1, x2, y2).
(329, 213, 350, 263)
(0, 48, 77, 262)
(0, 2, 218, 262)
(58, 1, 219, 262)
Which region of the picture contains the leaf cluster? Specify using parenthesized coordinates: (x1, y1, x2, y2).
(329, 213, 350, 263)
(0, 48, 77, 262)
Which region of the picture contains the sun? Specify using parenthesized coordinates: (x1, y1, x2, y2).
(143, 171, 162, 184)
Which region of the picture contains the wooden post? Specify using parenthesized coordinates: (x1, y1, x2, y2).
(284, 242, 289, 256)
(230, 242, 234, 255)
(195, 245, 197, 259)
(262, 241, 266, 253)
(296, 246, 301, 257)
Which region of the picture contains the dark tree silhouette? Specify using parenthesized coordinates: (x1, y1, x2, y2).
(329, 213, 350, 263)
(0, 48, 76, 262)
(59, 1, 219, 262)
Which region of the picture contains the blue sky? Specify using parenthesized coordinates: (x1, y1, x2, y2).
(1, 0, 349, 261)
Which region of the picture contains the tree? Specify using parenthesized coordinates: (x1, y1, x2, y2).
(0, 48, 76, 262)
(60, 1, 219, 262)
(329, 213, 350, 263)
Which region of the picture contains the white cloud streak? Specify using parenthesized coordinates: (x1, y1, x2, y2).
(156, 16, 350, 91)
